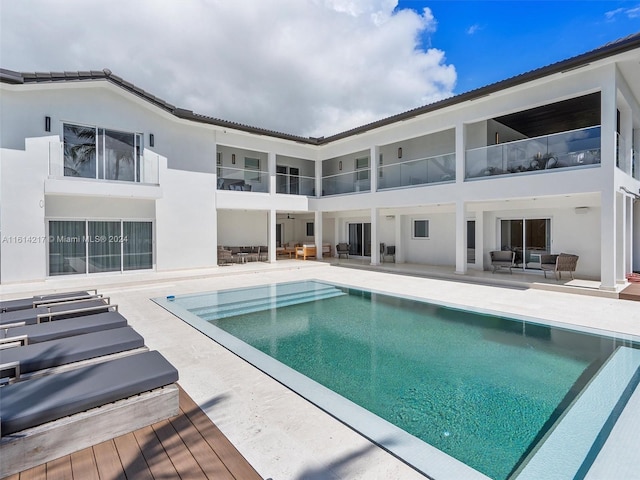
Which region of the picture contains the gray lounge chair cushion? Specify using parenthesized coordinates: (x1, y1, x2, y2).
(1, 350, 178, 436)
(0, 326, 144, 375)
(0, 299, 109, 326)
(0, 312, 128, 344)
(0, 291, 94, 313)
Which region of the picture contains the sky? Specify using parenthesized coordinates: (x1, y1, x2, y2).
(1, 1, 639, 137)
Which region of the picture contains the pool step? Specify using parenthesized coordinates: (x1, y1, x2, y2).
(192, 286, 345, 321)
(189, 285, 341, 316)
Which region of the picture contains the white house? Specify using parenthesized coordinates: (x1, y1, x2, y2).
(1, 33, 639, 291)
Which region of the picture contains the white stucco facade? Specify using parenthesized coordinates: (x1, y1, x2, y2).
(1, 35, 639, 290)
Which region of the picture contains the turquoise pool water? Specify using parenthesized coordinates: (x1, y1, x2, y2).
(158, 281, 638, 480)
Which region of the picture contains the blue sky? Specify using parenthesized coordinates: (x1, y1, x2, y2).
(1, 1, 639, 136)
(398, 0, 640, 94)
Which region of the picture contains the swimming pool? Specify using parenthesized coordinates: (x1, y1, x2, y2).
(155, 280, 640, 480)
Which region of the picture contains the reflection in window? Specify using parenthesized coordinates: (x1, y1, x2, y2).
(63, 123, 142, 181)
(63, 124, 96, 178)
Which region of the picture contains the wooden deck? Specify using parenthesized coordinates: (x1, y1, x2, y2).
(620, 282, 640, 301)
(4, 385, 263, 480)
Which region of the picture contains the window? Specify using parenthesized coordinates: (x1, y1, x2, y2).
(413, 219, 429, 238)
(63, 123, 142, 182)
(306, 222, 314, 237)
(245, 157, 260, 182)
(48, 220, 153, 275)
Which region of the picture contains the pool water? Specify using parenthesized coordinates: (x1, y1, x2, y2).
(160, 281, 637, 480)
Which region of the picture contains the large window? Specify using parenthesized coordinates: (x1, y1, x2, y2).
(63, 123, 142, 182)
(48, 220, 153, 275)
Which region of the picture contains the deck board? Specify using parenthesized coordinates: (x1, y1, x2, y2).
(92, 440, 125, 480)
(133, 425, 179, 479)
(8, 385, 261, 480)
(620, 282, 640, 301)
(69, 448, 99, 480)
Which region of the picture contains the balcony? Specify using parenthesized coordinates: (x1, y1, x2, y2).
(378, 153, 455, 190)
(216, 166, 268, 192)
(49, 142, 159, 184)
(322, 170, 371, 196)
(465, 126, 601, 180)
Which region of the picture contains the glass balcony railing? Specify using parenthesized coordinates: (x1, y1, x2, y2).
(49, 142, 159, 184)
(217, 166, 268, 192)
(378, 153, 455, 190)
(465, 126, 601, 180)
(276, 173, 316, 196)
(322, 170, 371, 196)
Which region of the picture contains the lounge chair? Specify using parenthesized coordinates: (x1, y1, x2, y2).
(295, 244, 316, 260)
(0, 290, 99, 313)
(490, 250, 516, 273)
(383, 246, 396, 263)
(336, 243, 350, 259)
(541, 253, 579, 280)
(0, 326, 146, 383)
(0, 350, 179, 478)
(0, 298, 113, 327)
(0, 311, 128, 347)
(217, 247, 233, 265)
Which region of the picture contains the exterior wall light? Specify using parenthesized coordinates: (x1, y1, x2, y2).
(45, 116, 51, 132)
(149, 133, 155, 147)
(398, 147, 402, 158)
(232, 154, 236, 164)
(338, 160, 342, 170)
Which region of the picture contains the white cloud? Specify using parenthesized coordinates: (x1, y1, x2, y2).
(605, 5, 640, 20)
(466, 24, 481, 35)
(0, 0, 456, 137)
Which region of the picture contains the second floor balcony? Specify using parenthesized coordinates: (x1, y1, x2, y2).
(49, 141, 160, 184)
(378, 153, 455, 190)
(465, 126, 601, 180)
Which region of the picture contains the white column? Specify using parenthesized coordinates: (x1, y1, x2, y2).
(334, 217, 340, 250)
(475, 211, 485, 271)
(625, 196, 633, 276)
(268, 151, 276, 195)
(370, 207, 379, 265)
(315, 210, 323, 259)
(455, 120, 466, 184)
(455, 200, 467, 274)
(370, 145, 379, 192)
(315, 156, 323, 198)
(268, 208, 277, 263)
(395, 214, 403, 263)
(600, 69, 618, 290)
(618, 193, 626, 282)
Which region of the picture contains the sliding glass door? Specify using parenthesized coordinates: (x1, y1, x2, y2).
(500, 218, 551, 269)
(348, 222, 371, 256)
(49, 220, 153, 275)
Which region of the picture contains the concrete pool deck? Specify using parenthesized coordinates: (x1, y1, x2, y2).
(2, 260, 639, 480)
